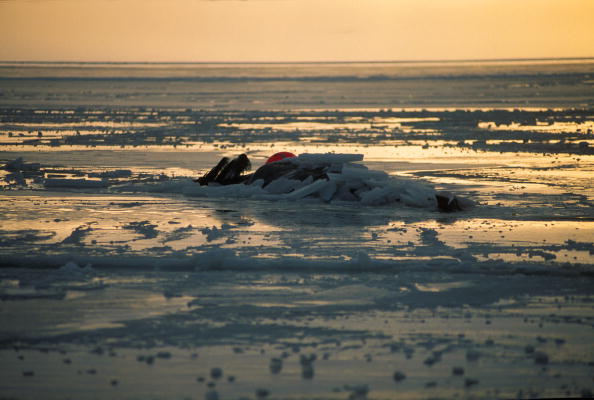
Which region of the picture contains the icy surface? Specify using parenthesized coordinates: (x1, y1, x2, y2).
(0, 61, 593, 399)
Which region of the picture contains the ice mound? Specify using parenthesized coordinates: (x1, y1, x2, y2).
(184, 153, 470, 210)
(116, 153, 472, 211)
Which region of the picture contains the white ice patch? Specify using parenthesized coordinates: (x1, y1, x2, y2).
(283, 179, 330, 201)
(263, 177, 307, 195)
(57, 261, 95, 276)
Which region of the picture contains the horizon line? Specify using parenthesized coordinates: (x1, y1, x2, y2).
(1, 56, 594, 65)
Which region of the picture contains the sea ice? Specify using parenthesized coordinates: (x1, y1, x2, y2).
(0, 61, 593, 400)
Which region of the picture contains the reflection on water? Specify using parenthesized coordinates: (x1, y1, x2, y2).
(478, 120, 594, 134)
(3, 120, 167, 129)
(1, 69, 593, 271)
(2, 289, 197, 336)
(2, 108, 592, 156)
(0, 125, 592, 269)
(219, 116, 440, 132)
(1, 186, 592, 267)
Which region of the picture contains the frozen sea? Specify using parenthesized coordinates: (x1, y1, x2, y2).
(1, 60, 594, 399)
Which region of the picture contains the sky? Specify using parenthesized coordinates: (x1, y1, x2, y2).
(0, 0, 593, 63)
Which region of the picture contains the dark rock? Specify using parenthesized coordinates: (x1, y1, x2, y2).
(465, 378, 479, 387)
(205, 390, 219, 400)
(210, 367, 223, 380)
(466, 350, 480, 362)
(534, 352, 549, 365)
(156, 351, 171, 359)
(301, 364, 314, 380)
(393, 371, 406, 382)
(269, 358, 283, 374)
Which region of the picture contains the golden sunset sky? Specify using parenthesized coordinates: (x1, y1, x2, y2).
(0, 0, 593, 62)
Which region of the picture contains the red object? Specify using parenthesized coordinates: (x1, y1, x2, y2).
(265, 152, 296, 164)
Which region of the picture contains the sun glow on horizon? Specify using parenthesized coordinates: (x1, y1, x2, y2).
(0, 0, 593, 63)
